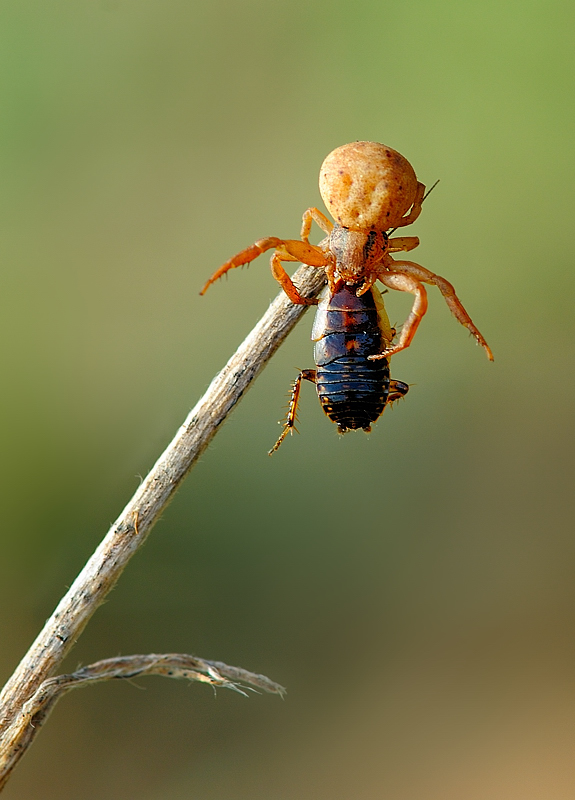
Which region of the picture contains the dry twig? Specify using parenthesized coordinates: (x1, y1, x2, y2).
(0, 653, 286, 785)
(0, 264, 324, 790)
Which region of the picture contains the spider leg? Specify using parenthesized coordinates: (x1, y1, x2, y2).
(369, 270, 428, 359)
(200, 237, 282, 295)
(301, 207, 333, 242)
(200, 237, 328, 297)
(393, 182, 426, 229)
(387, 259, 493, 361)
(388, 236, 420, 253)
(270, 253, 319, 305)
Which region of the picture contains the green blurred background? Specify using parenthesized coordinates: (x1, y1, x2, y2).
(1, 1, 574, 797)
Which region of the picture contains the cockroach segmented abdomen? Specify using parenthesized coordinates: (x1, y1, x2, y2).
(312, 283, 400, 433)
(316, 357, 390, 432)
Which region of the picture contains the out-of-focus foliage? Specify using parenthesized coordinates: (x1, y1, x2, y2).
(1, 1, 574, 798)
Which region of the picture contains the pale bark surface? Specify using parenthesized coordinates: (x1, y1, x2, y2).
(0, 264, 324, 791)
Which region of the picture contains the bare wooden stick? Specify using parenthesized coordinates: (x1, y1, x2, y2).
(0, 653, 286, 785)
(0, 264, 325, 790)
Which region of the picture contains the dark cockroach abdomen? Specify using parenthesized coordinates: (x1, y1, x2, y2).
(311, 283, 393, 433)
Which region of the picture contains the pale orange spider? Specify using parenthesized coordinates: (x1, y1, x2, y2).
(201, 140, 493, 362)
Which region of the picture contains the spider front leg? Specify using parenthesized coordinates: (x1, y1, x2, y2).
(301, 207, 333, 242)
(368, 270, 428, 359)
(394, 181, 426, 229)
(388, 259, 494, 361)
(270, 252, 319, 305)
(200, 237, 283, 295)
(388, 236, 420, 253)
(200, 236, 328, 298)
(269, 239, 330, 305)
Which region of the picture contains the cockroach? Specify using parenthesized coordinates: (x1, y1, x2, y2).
(200, 141, 493, 452)
(268, 281, 409, 453)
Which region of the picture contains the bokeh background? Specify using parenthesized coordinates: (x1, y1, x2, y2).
(1, 1, 574, 798)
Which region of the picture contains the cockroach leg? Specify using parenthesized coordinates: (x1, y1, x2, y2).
(269, 369, 317, 454)
(387, 380, 410, 403)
